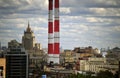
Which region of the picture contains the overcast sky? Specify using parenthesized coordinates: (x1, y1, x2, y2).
(0, 0, 120, 49)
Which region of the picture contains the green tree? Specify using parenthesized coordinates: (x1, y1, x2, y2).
(114, 71, 119, 78)
(97, 70, 114, 78)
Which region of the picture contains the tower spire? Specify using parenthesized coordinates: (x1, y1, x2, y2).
(28, 21, 30, 28)
(26, 21, 31, 32)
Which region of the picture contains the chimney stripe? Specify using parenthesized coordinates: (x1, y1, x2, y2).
(53, 0, 60, 63)
(48, 0, 54, 63)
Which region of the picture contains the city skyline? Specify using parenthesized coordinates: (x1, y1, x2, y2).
(0, 0, 120, 49)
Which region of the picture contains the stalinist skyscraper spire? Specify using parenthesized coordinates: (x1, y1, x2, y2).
(22, 22, 35, 50)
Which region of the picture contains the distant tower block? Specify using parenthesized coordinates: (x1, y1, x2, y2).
(48, 0, 54, 63)
(54, 0, 60, 64)
(22, 22, 36, 50)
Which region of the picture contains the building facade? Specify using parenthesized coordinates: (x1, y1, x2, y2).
(74, 46, 101, 60)
(79, 57, 118, 73)
(0, 58, 6, 78)
(22, 22, 36, 50)
(5, 47, 28, 78)
(8, 40, 21, 49)
(60, 51, 76, 65)
(22, 23, 44, 65)
(64, 51, 76, 63)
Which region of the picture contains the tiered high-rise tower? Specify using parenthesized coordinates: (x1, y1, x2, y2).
(48, 0, 60, 64)
(22, 22, 36, 50)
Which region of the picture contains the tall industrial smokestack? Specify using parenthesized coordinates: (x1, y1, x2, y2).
(54, 0, 60, 64)
(48, 0, 54, 63)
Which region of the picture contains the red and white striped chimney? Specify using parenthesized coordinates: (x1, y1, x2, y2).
(48, 0, 54, 63)
(54, 0, 60, 64)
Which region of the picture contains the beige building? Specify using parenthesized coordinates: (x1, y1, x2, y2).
(84, 57, 106, 73)
(79, 57, 118, 73)
(74, 47, 101, 60)
(22, 22, 44, 66)
(63, 51, 76, 63)
(29, 49, 47, 65)
(22, 22, 36, 50)
(22, 23, 42, 51)
(0, 58, 6, 78)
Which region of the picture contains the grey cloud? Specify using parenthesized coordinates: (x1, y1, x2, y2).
(61, 0, 120, 8)
(0, 0, 120, 49)
(0, 0, 48, 19)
